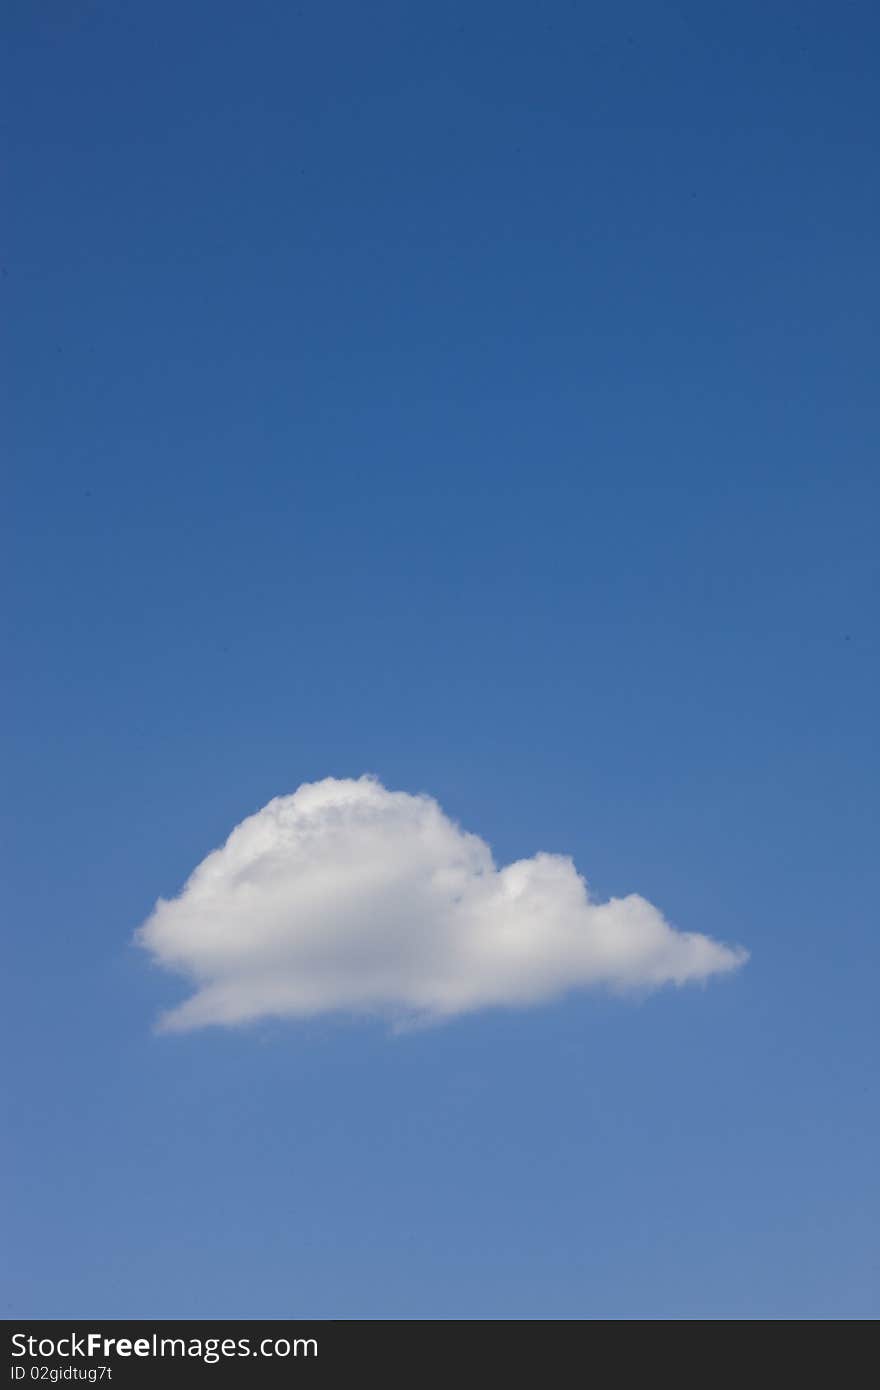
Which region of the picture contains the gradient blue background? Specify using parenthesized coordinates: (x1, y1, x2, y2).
(3, 1, 878, 1319)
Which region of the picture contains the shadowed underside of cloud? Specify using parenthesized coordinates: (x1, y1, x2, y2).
(136, 776, 747, 1032)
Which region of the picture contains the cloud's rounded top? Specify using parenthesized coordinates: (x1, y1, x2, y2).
(137, 775, 747, 1032)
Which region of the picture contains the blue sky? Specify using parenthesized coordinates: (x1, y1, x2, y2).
(3, 0, 878, 1319)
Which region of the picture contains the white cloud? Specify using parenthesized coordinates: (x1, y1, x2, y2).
(136, 775, 747, 1032)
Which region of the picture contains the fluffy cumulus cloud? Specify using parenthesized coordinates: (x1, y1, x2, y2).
(137, 776, 747, 1032)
